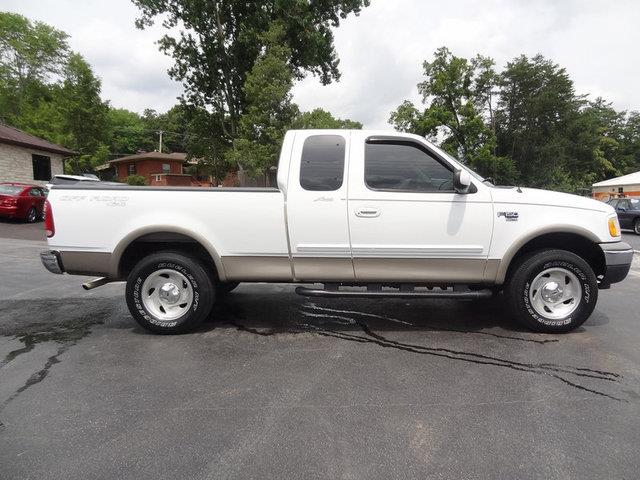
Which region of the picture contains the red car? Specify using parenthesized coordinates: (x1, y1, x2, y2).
(0, 183, 48, 223)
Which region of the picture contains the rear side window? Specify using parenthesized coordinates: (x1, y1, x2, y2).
(300, 135, 345, 191)
(365, 141, 453, 192)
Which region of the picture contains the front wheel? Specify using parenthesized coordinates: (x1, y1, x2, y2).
(125, 251, 215, 334)
(634, 218, 640, 235)
(505, 249, 598, 333)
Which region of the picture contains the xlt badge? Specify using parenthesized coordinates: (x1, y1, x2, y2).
(497, 211, 519, 221)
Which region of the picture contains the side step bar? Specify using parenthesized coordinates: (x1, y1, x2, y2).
(295, 285, 493, 299)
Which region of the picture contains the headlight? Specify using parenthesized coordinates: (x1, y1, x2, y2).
(608, 216, 621, 237)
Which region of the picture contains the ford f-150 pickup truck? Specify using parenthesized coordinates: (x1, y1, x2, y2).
(40, 130, 634, 334)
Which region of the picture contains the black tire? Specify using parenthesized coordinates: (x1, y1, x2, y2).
(25, 207, 37, 223)
(505, 249, 598, 333)
(217, 281, 240, 296)
(634, 218, 640, 235)
(125, 251, 215, 334)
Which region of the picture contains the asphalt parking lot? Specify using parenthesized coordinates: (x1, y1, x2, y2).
(1, 223, 640, 479)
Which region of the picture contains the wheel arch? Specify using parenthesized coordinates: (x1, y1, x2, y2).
(111, 226, 226, 281)
(495, 226, 605, 285)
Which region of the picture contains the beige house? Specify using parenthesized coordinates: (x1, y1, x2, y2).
(0, 123, 76, 186)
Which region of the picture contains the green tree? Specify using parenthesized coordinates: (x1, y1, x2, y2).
(495, 54, 580, 189)
(106, 108, 150, 155)
(132, 0, 369, 142)
(227, 23, 299, 179)
(0, 11, 70, 122)
(292, 108, 362, 129)
(390, 47, 515, 183)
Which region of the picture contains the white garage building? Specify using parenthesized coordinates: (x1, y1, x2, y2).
(592, 171, 640, 201)
(0, 123, 76, 186)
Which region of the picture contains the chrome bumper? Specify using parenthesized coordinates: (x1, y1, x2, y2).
(40, 250, 64, 274)
(599, 242, 633, 287)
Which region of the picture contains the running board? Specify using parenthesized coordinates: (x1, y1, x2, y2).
(295, 285, 492, 299)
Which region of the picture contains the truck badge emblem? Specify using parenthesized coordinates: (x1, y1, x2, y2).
(497, 211, 519, 221)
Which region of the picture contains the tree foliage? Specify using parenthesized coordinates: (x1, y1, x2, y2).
(132, 0, 369, 140)
(391, 47, 640, 191)
(292, 108, 362, 129)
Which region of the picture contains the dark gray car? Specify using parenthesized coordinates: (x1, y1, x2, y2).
(608, 197, 640, 234)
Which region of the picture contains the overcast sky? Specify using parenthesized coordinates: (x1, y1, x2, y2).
(4, 0, 640, 128)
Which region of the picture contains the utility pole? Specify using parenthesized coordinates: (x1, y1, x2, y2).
(158, 130, 164, 152)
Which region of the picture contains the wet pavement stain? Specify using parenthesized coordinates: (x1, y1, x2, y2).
(221, 301, 627, 402)
(0, 299, 110, 408)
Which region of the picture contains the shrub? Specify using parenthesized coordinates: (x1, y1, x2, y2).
(125, 174, 147, 186)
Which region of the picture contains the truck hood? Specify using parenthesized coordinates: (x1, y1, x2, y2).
(490, 186, 613, 213)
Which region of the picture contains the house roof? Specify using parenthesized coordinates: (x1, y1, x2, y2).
(109, 151, 187, 164)
(592, 171, 640, 187)
(0, 123, 77, 156)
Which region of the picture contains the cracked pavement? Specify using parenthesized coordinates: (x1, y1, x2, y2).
(1, 233, 640, 479)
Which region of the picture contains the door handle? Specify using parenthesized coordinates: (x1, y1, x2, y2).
(355, 208, 380, 218)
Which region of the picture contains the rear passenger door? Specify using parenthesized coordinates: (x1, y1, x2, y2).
(285, 131, 354, 281)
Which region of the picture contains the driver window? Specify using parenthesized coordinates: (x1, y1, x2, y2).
(365, 141, 453, 192)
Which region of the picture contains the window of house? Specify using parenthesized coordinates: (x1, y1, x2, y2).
(32, 154, 52, 181)
(162, 163, 170, 173)
(618, 187, 624, 193)
(299, 135, 345, 191)
(128, 164, 136, 175)
(365, 140, 454, 192)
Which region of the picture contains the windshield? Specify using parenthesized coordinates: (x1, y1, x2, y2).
(427, 142, 491, 185)
(0, 185, 22, 195)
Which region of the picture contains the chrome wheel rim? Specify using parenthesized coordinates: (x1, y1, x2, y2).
(635, 220, 640, 235)
(141, 269, 193, 322)
(27, 208, 36, 222)
(529, 267, 582, 319)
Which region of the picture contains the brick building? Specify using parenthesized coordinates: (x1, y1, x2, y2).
(108, 151, 206, 187)
(0, 123, 76, 185)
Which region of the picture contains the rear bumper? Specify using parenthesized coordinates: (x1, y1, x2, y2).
(599, 242, 634, 287)
(40, 250, 64, 274)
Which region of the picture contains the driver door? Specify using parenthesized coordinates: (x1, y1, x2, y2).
(347, 133, 494, 283)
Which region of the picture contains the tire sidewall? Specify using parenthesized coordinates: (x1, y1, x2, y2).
(126, 253, 213, 334)
(510, 251, 598, 332)
(26, 207, 36, 223)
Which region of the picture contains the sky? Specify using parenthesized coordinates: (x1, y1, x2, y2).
(3, 0, 640, 128)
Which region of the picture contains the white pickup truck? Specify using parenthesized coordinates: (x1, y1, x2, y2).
(41, 130, 633, 334)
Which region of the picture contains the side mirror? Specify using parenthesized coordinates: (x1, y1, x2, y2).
(617, 207, 626, 212)
(454, 169, 471, 194)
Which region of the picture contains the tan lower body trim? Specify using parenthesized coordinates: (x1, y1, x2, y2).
(222, 256, 293, 281)
(353, 257, 495, 283)
(292, 257, 354, 281)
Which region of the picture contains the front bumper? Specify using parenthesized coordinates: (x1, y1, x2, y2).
(40, 250, 64, 274)
(599, 242, 634, 287)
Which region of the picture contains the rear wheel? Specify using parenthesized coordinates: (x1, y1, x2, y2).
(125, 251, 215, 334)
(634, 218, 640, 235)
(505, 249, 598, 333)
(25, 207, 37, 223)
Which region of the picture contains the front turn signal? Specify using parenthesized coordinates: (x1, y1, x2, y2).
(608, 217, 621, 237)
